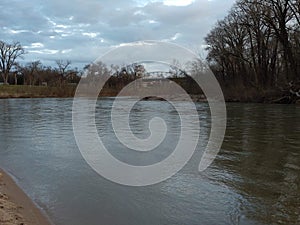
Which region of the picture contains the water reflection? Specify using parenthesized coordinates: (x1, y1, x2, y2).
(0, 99, 299, 225)
(209, 104, 300, 224)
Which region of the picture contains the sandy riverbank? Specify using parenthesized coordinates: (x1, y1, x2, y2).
(0, 169, 52, 225)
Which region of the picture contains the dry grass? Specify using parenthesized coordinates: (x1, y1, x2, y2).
(0, 85, 76, 98)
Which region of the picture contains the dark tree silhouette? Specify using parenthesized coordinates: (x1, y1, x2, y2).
(0, 41, 25, 84)
(205, 0, 300, 102)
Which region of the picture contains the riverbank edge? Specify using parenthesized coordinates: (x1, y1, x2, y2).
(1, 94, 299, 104)
(0, 86, 299, 104)
(0, 168, 52, 225)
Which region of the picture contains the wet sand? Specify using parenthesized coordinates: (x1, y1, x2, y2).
(0, 169, 52, 225)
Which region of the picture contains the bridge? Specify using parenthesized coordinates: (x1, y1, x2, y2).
(121, 60, 189, 79)
(144, 71, 174, 79)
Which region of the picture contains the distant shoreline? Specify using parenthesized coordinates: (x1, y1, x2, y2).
(0, 168, 52, 225)
(0, 85, 76, 99)
(0, 85, 299, 104)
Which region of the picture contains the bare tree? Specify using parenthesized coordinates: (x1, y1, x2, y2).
(110, 64, 120, 76)
(0, 41, 25, 84)
(288, 0, 300, 25)
(133, 63, 146, 78)
(261, 0, 297, 80)
(55, 60, 71, 85)
(26, 60, 41, 85)
(56, 60, 71, 76)
(169, 59, 183, 78)
(206, 0, 299, 86)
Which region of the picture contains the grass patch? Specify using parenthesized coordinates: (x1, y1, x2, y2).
(0, 85, 77, 98)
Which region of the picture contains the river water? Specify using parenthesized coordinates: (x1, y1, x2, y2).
(0, 98, 299, 225)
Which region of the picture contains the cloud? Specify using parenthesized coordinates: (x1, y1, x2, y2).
(82, 32, 100, 38)
(0, 0, 236, 67)
(29, 49, 59, 55)
(26, 42, 45, 49)
(163, 0, 196, 6)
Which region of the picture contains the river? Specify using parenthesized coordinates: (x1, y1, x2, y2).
(0, 98, 299, 225)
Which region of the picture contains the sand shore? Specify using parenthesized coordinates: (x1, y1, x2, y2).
(0, 169, 52, 225)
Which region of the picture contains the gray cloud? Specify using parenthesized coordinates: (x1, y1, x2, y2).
(0, 0, 236, 68)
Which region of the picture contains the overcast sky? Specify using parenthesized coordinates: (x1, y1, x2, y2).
(0, 0, 236, 68)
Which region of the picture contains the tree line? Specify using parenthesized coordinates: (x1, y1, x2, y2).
(0, 41, 81, 86)
(0, 40, 184, 87)
(2, 0, 300, 103)
(80, 60, 202, 95)
(205, 0, 300, 102)
(0, 41, 198, 94)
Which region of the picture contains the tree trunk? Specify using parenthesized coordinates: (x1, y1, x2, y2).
(14, 74, 17, 85)
(3, 73, 9, 85)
